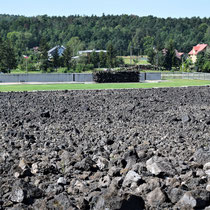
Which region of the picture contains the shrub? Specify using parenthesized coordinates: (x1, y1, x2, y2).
(93, 69, 139, 83)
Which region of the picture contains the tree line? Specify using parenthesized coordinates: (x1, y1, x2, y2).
(37, 40, 123, 73)
(0, 14, 209, 55)
(0, 36, 123, 73)
(0, 14, 209, 72)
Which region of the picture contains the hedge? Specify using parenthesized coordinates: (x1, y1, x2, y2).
(93, 69, 140, 83)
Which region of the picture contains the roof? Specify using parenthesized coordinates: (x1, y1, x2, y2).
(162, 49, 184, 59)
(188, 44, 208, 55)
(48, 45, 66, 54)
(78, 50, 107, 55)
(48, 45, 66, 58)
(175, 49, 184, 59)
(72, 56, 80, 59)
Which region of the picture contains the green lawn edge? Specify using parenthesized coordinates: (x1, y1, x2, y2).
(0, 79, 210, 92)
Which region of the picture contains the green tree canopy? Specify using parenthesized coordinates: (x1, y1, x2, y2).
(39, 38, 50, 72)
(63, 45, 73, 70)
(0, 39, 17, 73)
(66, 37, 85, 56)
(106, 43, 117, 68)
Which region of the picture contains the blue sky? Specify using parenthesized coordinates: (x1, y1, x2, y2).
(0, 0, 209, 18)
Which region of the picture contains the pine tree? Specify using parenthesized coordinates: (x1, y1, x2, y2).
(99, 51, 107, 68)
(52, 48, 60, 71)
(163, 40, 176, 70)
(39, 38, 50, 72)
(0, 39, 17, 73)
(90, 51, 99, 68)
(0, 38, 5, 72)
(5, 41, 17, 73)
(63, 45, 72, 70)
(106, 43, 116, 68)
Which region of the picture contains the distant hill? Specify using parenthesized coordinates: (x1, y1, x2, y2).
(0, 14, 209, 55)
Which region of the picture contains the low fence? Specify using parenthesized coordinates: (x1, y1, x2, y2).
(162, 72, 210, 80)
(140, 72, 161, 81)
(0, 72, 161, 83)
(0, 73, 93, 83)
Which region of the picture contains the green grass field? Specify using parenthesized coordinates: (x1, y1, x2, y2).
(121, 56, 149, 65)
(11, 67, 69, 74)
(0, 79, 210, 92)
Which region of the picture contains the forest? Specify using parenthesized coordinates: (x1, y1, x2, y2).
(0, 14, 209, 72)
(0, 14, 210, 54)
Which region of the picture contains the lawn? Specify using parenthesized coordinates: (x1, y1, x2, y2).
(120, 56, 149, 65)
(11, 67, 69, 74)
(0, 79, 210, 92)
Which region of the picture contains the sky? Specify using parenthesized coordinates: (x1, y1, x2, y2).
(0, 0, 209, 18)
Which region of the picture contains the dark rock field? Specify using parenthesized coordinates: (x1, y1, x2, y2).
(1, 86, 210, 209)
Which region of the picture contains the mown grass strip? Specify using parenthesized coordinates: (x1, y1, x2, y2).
(0, 79, 210, 92)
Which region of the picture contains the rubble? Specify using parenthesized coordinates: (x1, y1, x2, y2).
(1, 86, 210, 209)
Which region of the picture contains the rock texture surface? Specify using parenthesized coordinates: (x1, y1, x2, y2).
(1, 86, 210, 209)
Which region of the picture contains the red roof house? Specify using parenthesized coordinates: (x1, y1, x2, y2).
(188, 44, 209, 63)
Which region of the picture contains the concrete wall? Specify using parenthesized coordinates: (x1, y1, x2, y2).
(0, 72, 161, 83)
(140, 73, 145, 82)
(144, 72, 161, 81)
(0, 73, 92, 83)
(162, 72, 210, 80)
(74, 73, 93, 82)
(0, 73, 74, 83)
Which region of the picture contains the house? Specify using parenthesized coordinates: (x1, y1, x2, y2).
(72, 49, 107, 60)
(78, 50, 107, 56)
(162, 48, 185, 60)
(175, 50, 184, 60)
(188, 44, 209, 63)
(48, 45, 66, 58)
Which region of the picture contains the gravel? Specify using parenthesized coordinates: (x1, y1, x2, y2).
(1, 86, 210, 209)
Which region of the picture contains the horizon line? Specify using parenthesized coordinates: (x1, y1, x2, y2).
(0, 13, 209, 19)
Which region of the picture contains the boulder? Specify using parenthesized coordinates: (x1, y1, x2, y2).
(146, 187, 166, 207)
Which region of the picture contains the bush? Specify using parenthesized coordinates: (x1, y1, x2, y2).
(45, 67, 54, 73)
(203, 61, 210, 72)
(93, 69, 139, 83)
(75, 63, 94, 72)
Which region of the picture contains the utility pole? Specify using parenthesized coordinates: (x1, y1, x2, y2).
(23, 55, 29, 73)
(26, 59, 28, 73)
(156, 53, 158, 70)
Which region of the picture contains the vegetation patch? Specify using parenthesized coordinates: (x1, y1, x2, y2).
(0, 79, 210, 92)
(93, 69, 139, 83)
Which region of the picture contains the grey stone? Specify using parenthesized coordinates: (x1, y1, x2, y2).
(18, 159, 28, 170)
(122, 170, 141, 188)
(92, 193, 145, 210)
(194, 148, 210, 165)
(206, 183, 210, 192)
(47, 193, 73, 210)
(10, 180, 43, 204)
(57, 177, 67, 185)
(46, 184, 64, 195)
(146, 187, 166, 207)
(181, 114, 190, 123)
(99, 175, 111, 188)
(146, 156, 174, 176)
(204, 162, 210, 171)
(11, 187, 25, 203)
(167, 188, 184, 203)
(95, 156, 109, 170)
(177, 192, 196, 208)
(31, 163, 38, 174)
